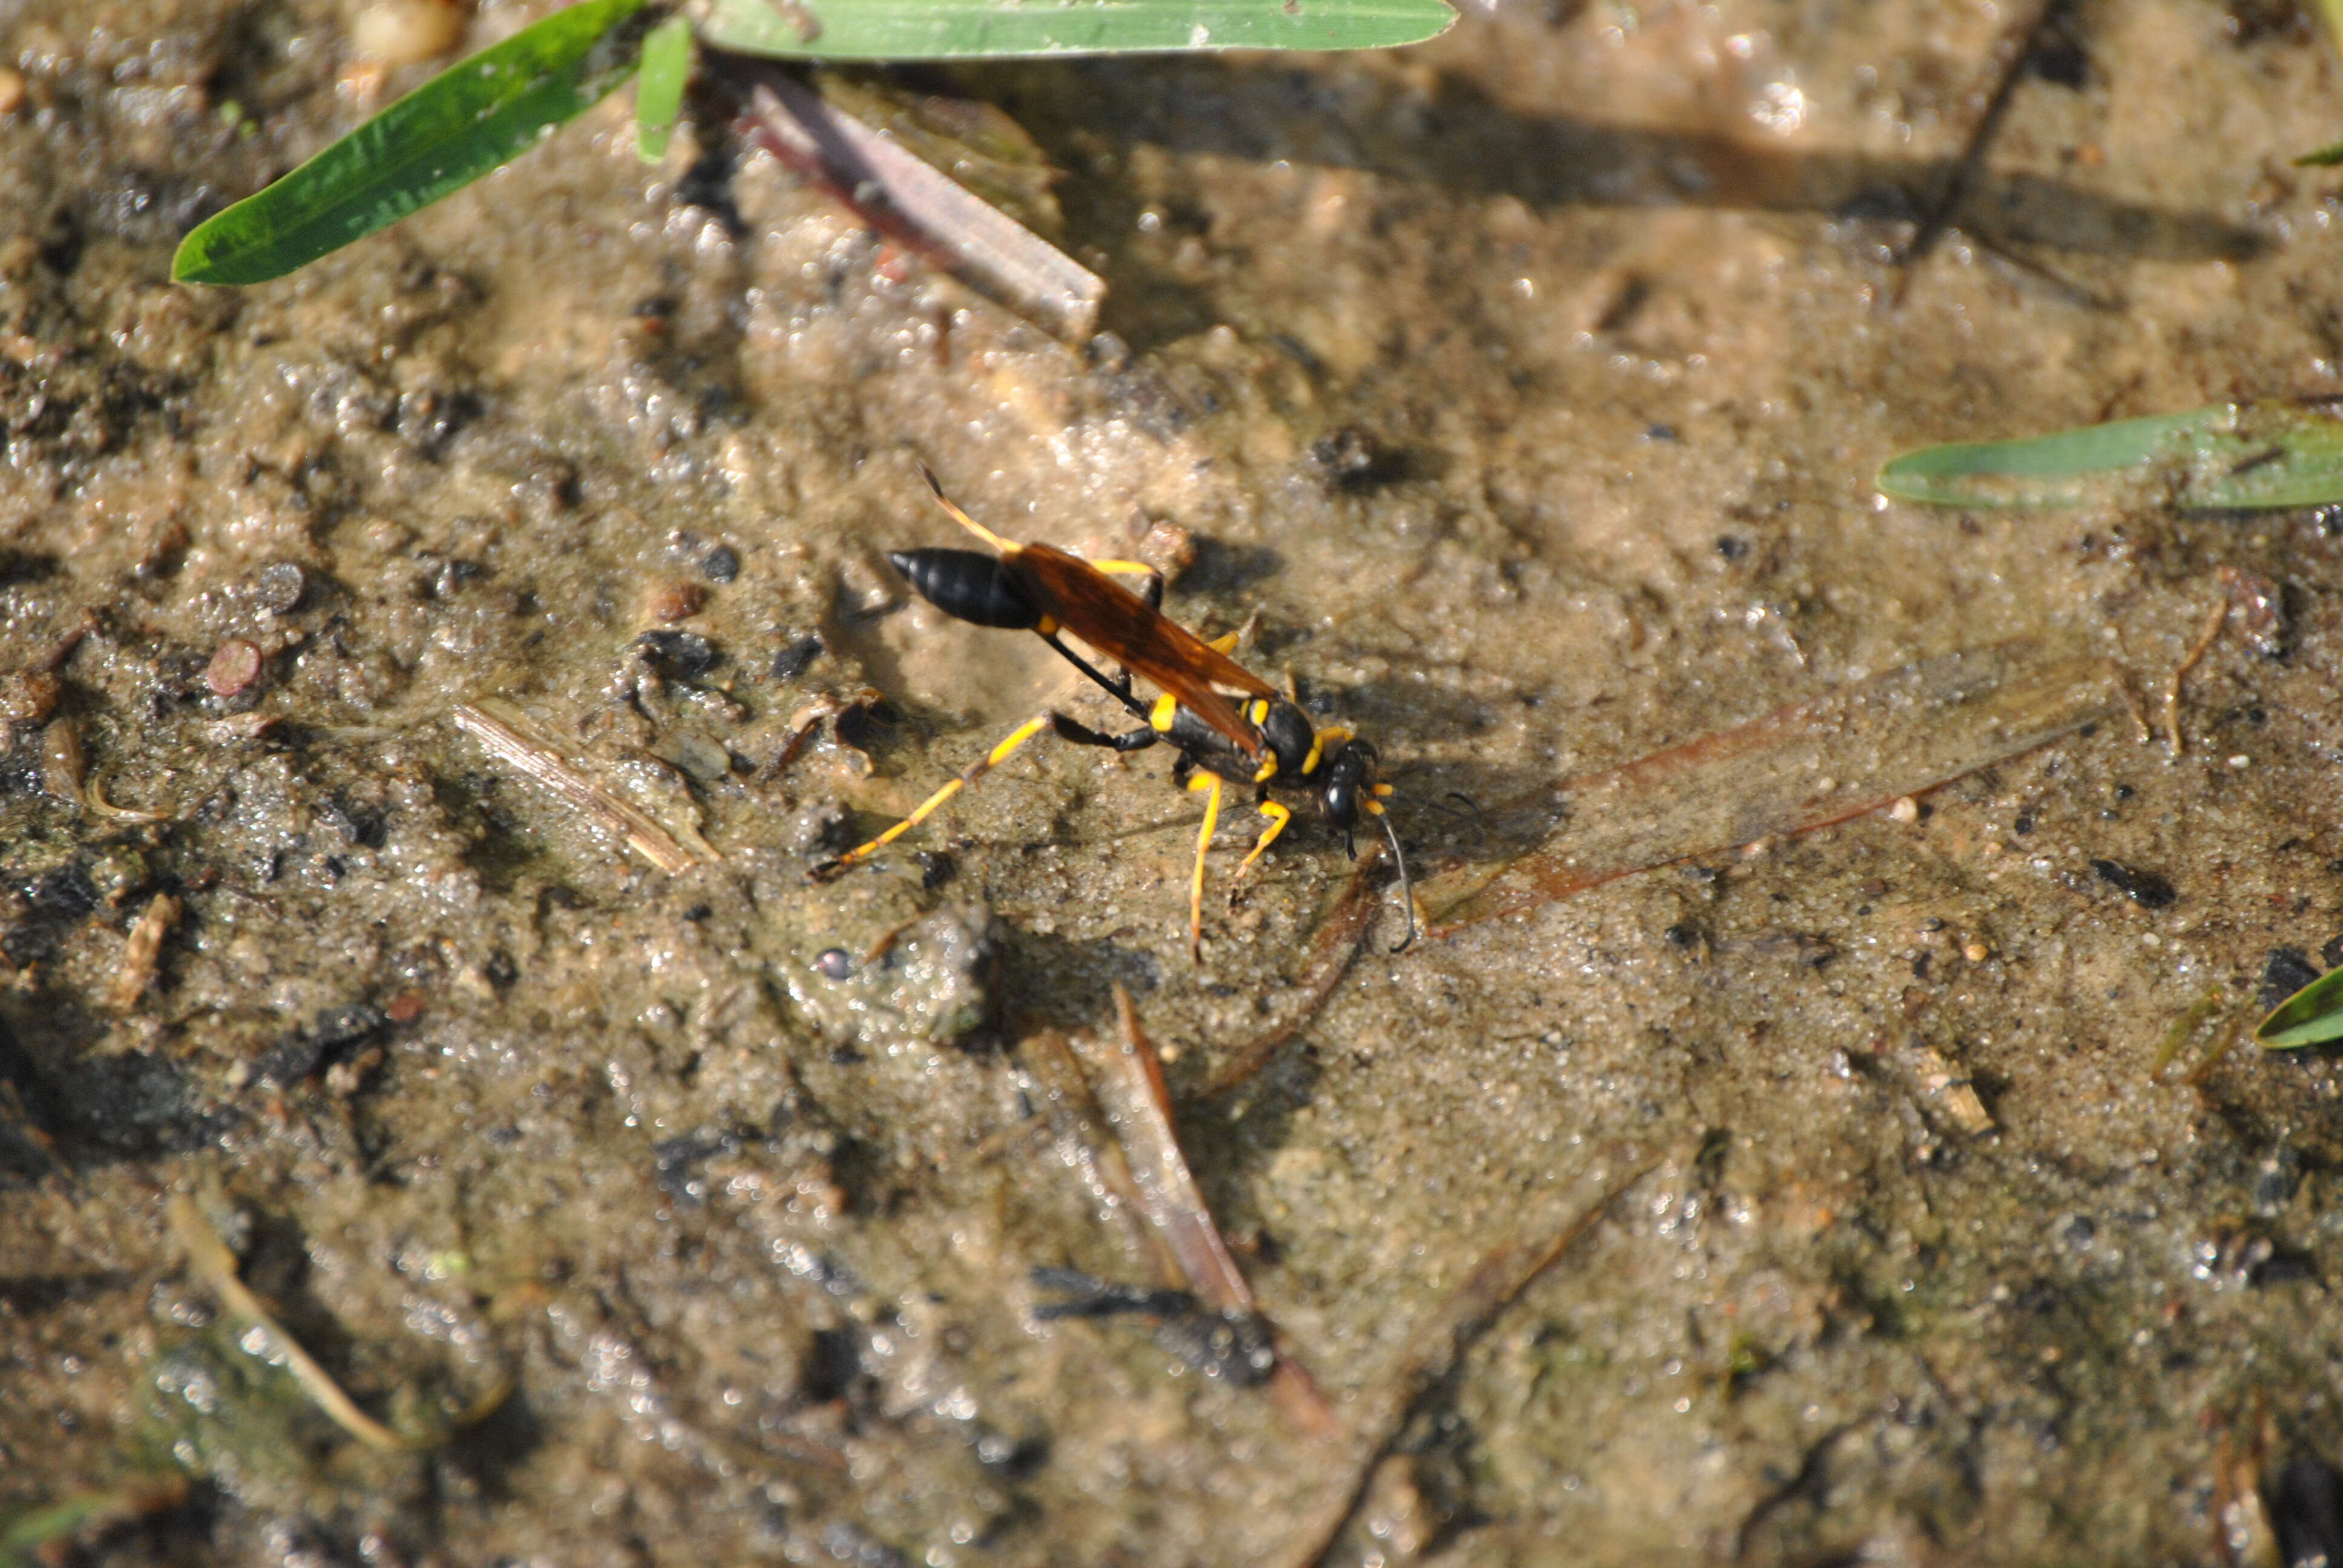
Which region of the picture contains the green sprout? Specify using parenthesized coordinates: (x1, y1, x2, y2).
(171, 0, 1455, 287)
(1877, 402, 2343, 512)
(2257, 964, 2343, 1050)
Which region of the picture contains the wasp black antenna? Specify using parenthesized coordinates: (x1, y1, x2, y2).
(1378, 809, 1417, 954)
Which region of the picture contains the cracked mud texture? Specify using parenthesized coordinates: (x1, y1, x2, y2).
(5, 0, 2343, 1563)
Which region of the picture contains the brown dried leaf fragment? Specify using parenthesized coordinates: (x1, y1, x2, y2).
(109, 892, 179, 1012)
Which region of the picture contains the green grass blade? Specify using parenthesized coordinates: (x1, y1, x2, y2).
(635, 14, 694, 162)
(1878, 402, 2343, 510)
(2257, 964, 2343, 1049)
(172, 0, 652, 285)
(2298, 137, 2343, 168)
(700, 0, 1455, 59)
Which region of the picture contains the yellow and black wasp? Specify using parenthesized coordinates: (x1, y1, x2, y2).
(813, 468, 1414, 958)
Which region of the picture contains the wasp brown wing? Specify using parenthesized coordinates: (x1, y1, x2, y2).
(1008, 543, 1272, 757)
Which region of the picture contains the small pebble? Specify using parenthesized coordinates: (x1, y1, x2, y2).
(205, 638, 263, 697)
(352, 0, 465, 65)
(637, 629, 719, 680)
(1138, 520, 1197, 580)
(254, 560, 309, 615)
(0, 68, 25, 119)
(385, 991, 427, 1025)
(647, 581, 706, 622)
(703, 546, 741, 584)
(1888, 795, 1919, 824)
(772, 635, 824, 682)
(0, 669, 61, 725)
(1962, 941, 1990, 964)
(814, 948, 853, 981)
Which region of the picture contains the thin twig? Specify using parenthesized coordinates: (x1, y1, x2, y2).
(2162, 598, 2229, 757)
(718, 57, 1104, 342)
(1205, 854, 1384, 1097)
(450, 701, 712, 874)
(1278, 1149, 1661, 1568)
(169, 1192, 415, 1452)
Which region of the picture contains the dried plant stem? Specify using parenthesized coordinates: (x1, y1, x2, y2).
(450, 700, 711, 874)
(2162, 599, 2229, 757)
(169, 1192, 415, 1452)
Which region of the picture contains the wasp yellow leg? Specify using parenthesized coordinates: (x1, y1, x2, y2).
(1236, 800, 1292, 877)
(822, 714, 1054, 872)
(1187, 771, 1224, 961)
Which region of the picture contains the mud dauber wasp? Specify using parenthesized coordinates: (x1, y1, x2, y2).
(812, 468, 1415, 959)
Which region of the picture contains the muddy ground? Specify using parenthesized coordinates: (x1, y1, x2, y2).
(6, 0, 2343, 1563)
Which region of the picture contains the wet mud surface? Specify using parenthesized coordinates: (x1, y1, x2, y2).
(7, 1, 2343, 1562)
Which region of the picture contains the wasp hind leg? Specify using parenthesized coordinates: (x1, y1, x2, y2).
(812, 712, 1152, 880)
(1185, 771, 1224, 962)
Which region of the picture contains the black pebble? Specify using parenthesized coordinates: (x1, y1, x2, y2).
(703, 546, 740, 583)
(772, 635, 824, 682)
(2259, 947, 2321, 1013)
(2091, 859, 2175, 909)
(637, 629, 720, 679)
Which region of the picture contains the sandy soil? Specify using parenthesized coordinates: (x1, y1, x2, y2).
(5, 1, 2343, 1563)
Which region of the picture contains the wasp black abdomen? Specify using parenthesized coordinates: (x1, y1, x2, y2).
(889, 548, 1041, 630)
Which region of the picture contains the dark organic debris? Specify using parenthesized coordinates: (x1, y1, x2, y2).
(2266, 1455, 2343, 1568)
(2092, 858, 2177, 909)
(1309, 427, 1406, 492)
(252, 1004, 385, 1089)
(653, 1128, 746, 1206)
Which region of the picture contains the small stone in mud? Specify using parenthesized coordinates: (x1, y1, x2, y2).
(703, 545, 741, 583)
(772, 635, 824, 681)
(636, 629, 719, 680)
(2091, 858, 2175, 909)
(204, 639, 263, 697)
(352, 0, 466, 65)
(1309, 427, 1404, 492)
(0, 669, 59, 725)
(646, 580, 706, 622)
(2258, 947, 2320, 1013)
(254, 560, 309, 615)
(814, 948, 854, 981)
(1137, 520, 1197, 580)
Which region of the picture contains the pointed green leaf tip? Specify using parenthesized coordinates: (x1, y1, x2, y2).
(1878, 402, 2343, 511)
(699, 0, 1455, 60)
(172, 0, 653, 286)
(634, 15, 695, 163)
(2258, 965, 2343, 1050)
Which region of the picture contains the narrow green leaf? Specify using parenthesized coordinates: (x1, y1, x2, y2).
(2257, 964, 2343, 1049)
(700, 0, 1455, 60)
(1878, 402, 2343, 510)
(2298, 137, 2343, 168)
(172, 0, 652, 286)
(635, 14, 694, 162)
